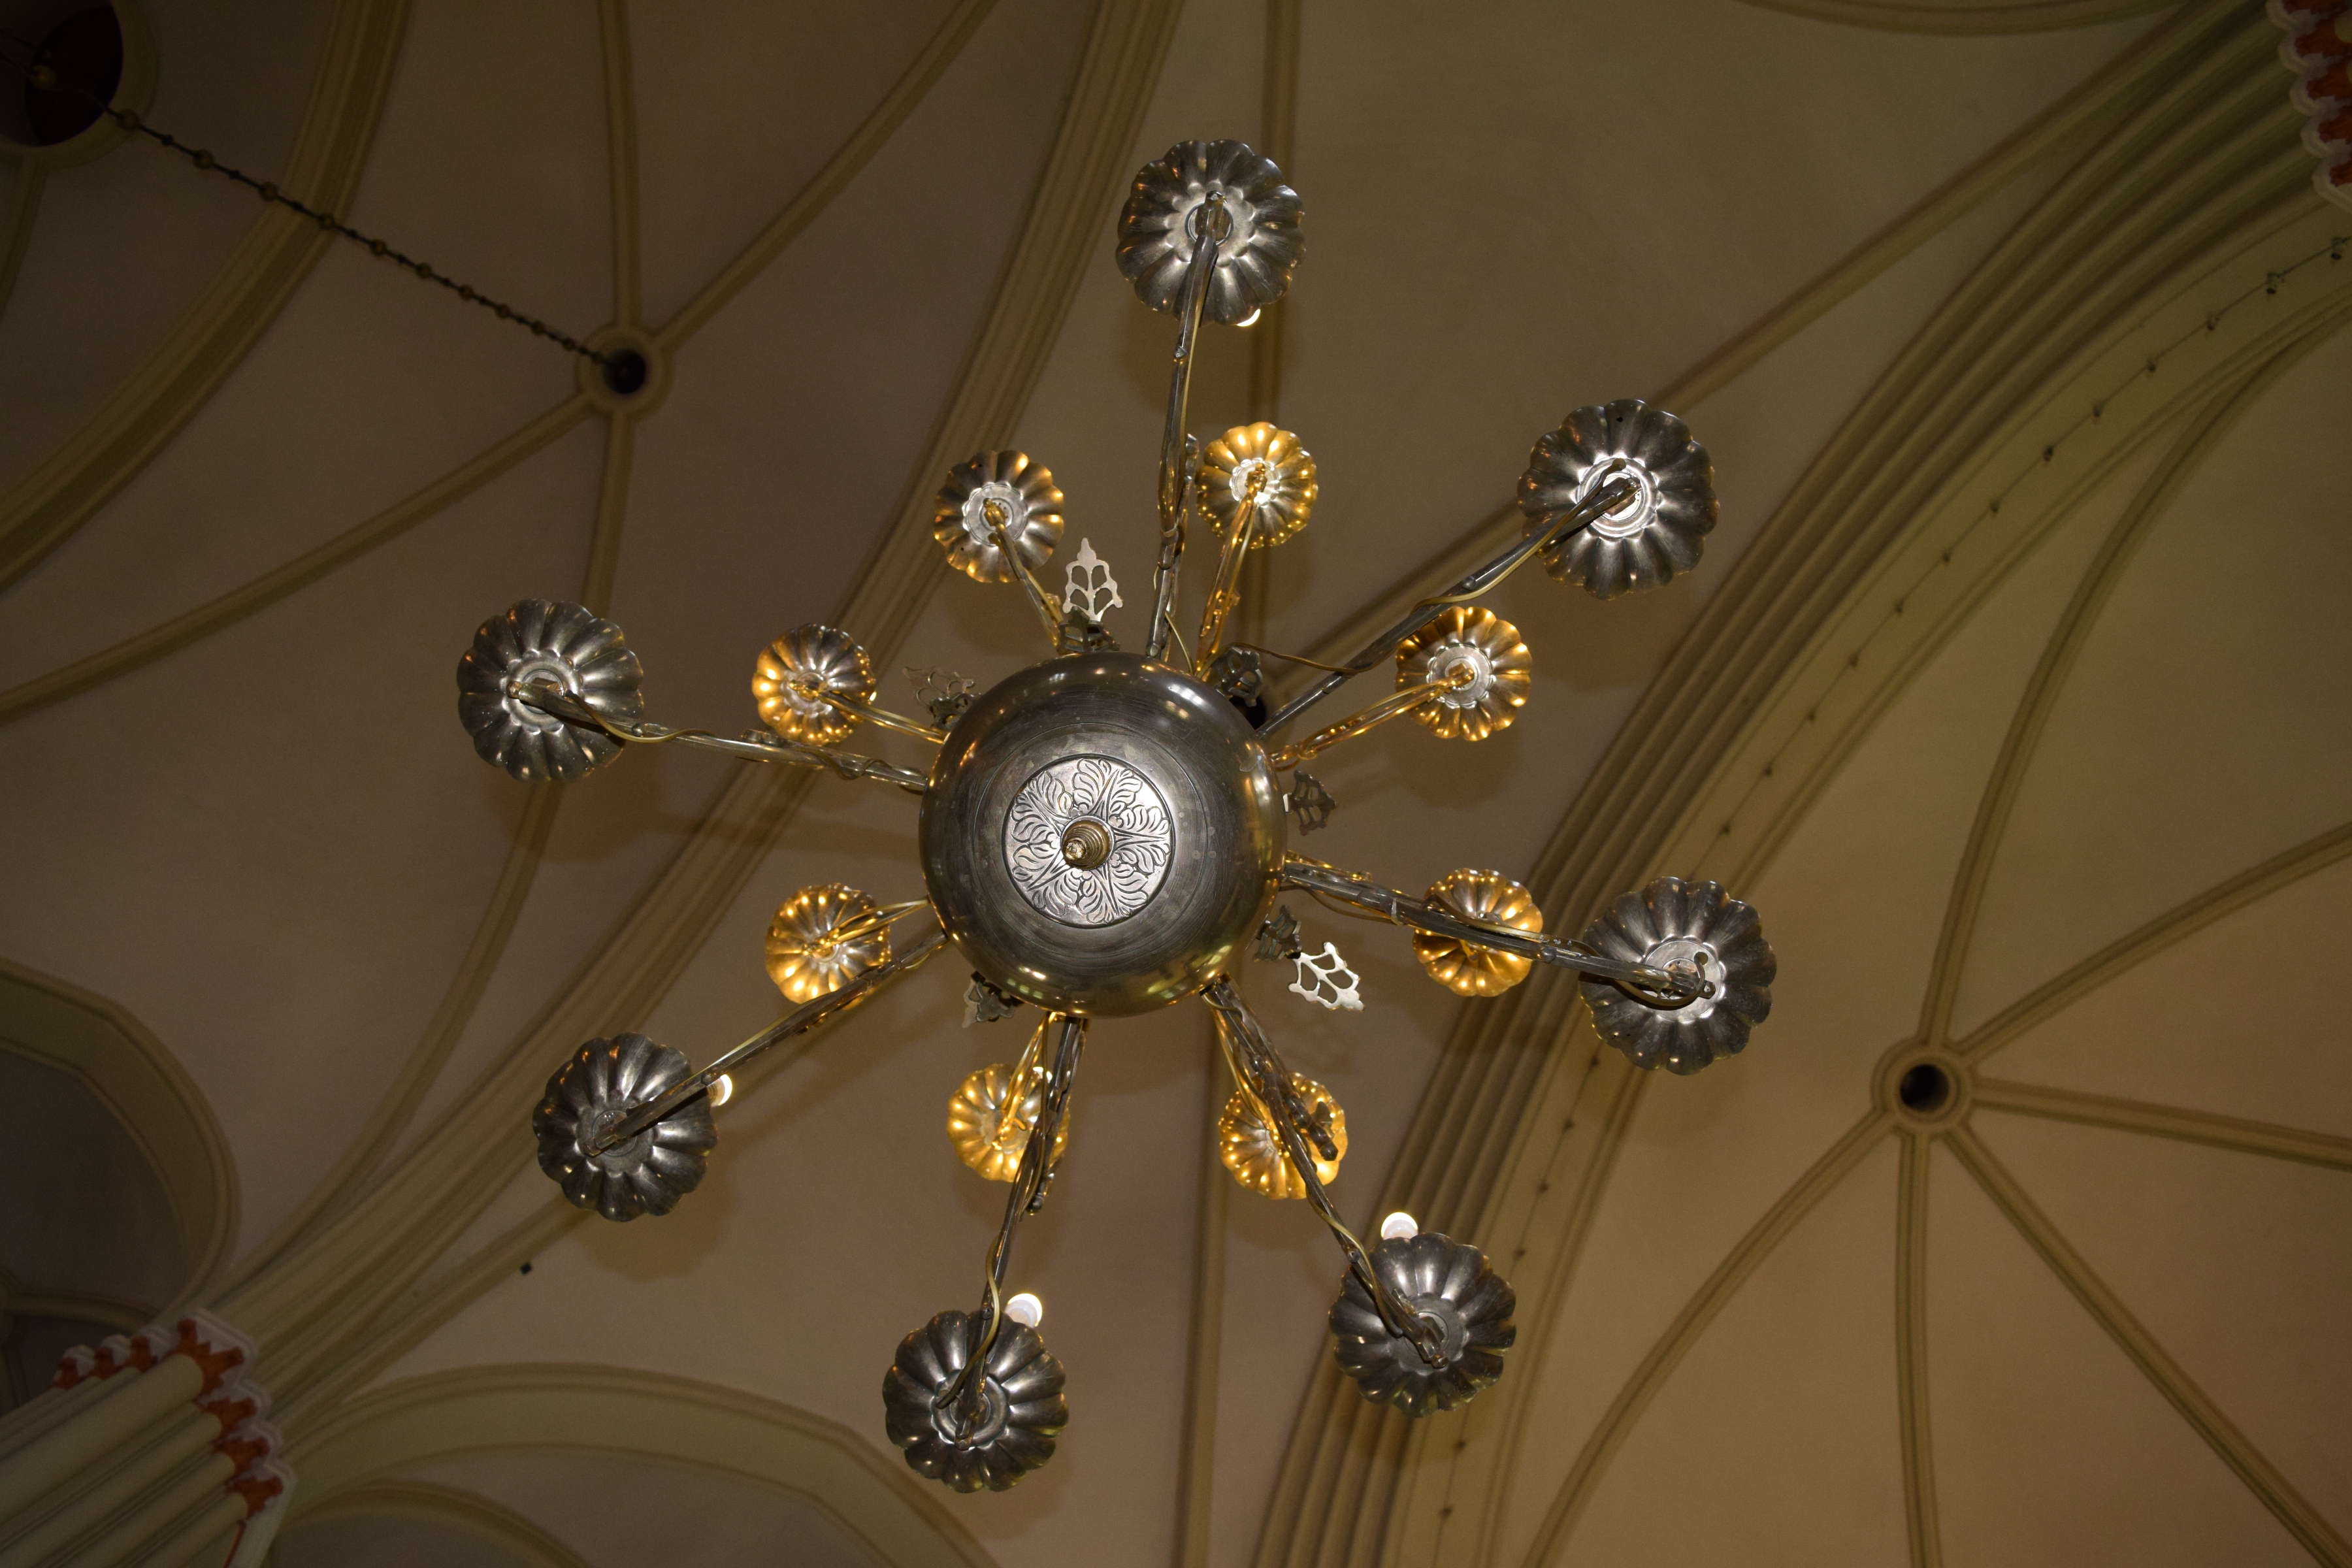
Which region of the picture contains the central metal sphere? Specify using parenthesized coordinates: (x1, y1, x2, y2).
(919, 652, 1286, 1016)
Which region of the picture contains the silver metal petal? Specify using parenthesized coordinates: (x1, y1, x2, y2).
(1577, 877, 1777, 1075)
(1328, 1232, 1517, 1418)
(882, 1310, 1067, 1493)
(1117, 140, 1305, 325)
(531, 1032, 717, 1220)
(1518, 399, 1719, 599)
(457, 599, 645, 783)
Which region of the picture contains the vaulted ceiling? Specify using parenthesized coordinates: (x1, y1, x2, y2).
(2, 1, 2345, 1565)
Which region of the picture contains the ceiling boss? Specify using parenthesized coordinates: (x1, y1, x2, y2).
(463, 139, 1777, 1494)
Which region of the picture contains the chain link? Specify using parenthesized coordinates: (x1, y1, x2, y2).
(0, 32, 609, 366)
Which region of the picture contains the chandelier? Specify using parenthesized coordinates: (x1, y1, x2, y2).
(455, 140, 1778, 1495)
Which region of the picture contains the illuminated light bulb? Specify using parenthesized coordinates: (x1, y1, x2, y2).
(1235, 307, 1262, 328)
(1380, 1211, 1418, 1241)
(1005, 1292, 1043, 1328)
(709, 1074, 734, 1109)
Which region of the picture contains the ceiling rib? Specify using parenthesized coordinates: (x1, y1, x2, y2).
(1946, 1122, 2352, 1566)
(301, 1479, 595, 1568)
(0, 0, 410, 596)
(213, 782, 564, 1299)
(1727, 0, 2175, 34)
(1958, 817, 2352, 1060)
(649, 0, 998, 354)
(1917, 342, 2302, 1053)
(0, 392, 593, 729)
(1895, 1132, 1942, 1568)
(596, 0, 641, 334)
(0, 167, 41, 323)
(1520, 1111, 1895, 1566)
(1970, 1080, 2352, 1171)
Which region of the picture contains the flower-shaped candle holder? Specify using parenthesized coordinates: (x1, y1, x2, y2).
(532, 1032, 717, 1222)
(1519, 399, 1718, 600)
(883, 1310, 1068, 1492)
(1328, 1232, 1517, 1416)
(1414, 870, 1544, 996)
(947, 1060, 1068, 1183)
(1199, 422, 1317, 546)
(764, 883, 891, 1004)
(1397, 607, 1533, 742)
(1219, 1074, 1347, 1199)
(932, 451, 1064, 583)
(457, 598, 645, 782)
(1576, 875, 1776, 1074)
(1117, 140, 1305, 326)
(753, 625, 874, 746)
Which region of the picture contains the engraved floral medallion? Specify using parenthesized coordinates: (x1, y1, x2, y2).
(1002, 756, 1174, 926)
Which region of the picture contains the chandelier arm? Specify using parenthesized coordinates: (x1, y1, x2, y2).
(583, 923, 948, 1156)
(1254, 476, 1638, 736)
(1192, 508, 1255, 677)
(1143, 196, 1226, 660)
(936, 1013, 1088, 1428)
(1264, 667, 1475, 772)
(799, 687, 948, 745)
(1200, 979, 1445, 1362)
(985, 510, 1066, 644)
(508, 679, 930, 793)
(1275, 858, 1716, 1005)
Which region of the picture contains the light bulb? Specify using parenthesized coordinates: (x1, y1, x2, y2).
(1379, 1211, 1418, 1241)
(1005, 1292, 1043, 1328)
(1235, 306, 1262, 328)
(709, 1074, 734, 1109)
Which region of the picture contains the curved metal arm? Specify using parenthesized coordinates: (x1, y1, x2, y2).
(1265, 668, 1474, 772)
(1277, 857, 1714, 1006)
(937, 1013, 1088, 1427)
(1255, 476, 1637, 736)
(509, 679, 930, 794)
(1200, 979, 1444, 1363)
(1143, 195, 1228, 661)
(583, 924, 948, 1155)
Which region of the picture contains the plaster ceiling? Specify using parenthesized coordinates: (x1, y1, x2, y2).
(3, 1, 2345, 1565)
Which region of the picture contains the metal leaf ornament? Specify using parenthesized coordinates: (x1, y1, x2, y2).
(1117, 139, 1304, 325)
(1414, 870, 1543, 996)
(457, 598, 644, 782)
(1329, 1232, 1517, 1416)
(1519, 399, 1718, 599)
(1219, 1073, 1347, 1199)
(1199, 422, 1317, 546)
(1576, 876, 1776, 1074)
(764, 884, 890, 1004)
(532, 1033, 716, 1222)
(1397, 607, 1533, 742)
(753, 624, 874, 746)
(883, 1311, 1068, 1492)
(933, 451, 1064, 583)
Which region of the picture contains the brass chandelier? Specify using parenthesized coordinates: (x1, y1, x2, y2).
(455, 140, 1778, 1495)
